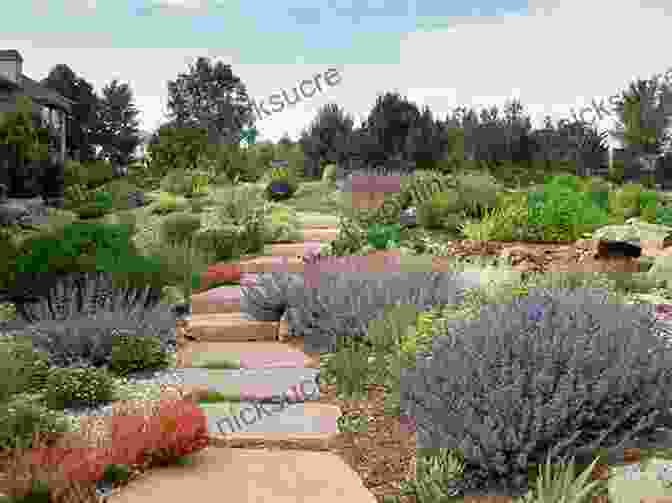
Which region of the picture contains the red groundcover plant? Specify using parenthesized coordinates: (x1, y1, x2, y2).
(203, 263, 241, 283)
(22, 399, 209, 485)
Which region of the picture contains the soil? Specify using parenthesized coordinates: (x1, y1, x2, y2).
(431, 239, 672, 275)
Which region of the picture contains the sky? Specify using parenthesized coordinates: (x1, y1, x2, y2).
(3, 0, 671, 148)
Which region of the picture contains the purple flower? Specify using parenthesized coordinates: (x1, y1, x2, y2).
(527, 303, 545, 322)
(656, 304, 672, 321)
(269, 181, 290, 194)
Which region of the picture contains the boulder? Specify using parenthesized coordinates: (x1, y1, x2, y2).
(591, 218, 672, 249)
(400, 206, 417, 227)
(0, 197, 51, 226)
(0, 201, 31, 226)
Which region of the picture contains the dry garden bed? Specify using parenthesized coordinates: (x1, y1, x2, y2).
(4, 164, 672, 502)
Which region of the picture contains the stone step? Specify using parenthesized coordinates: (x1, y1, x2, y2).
(107, 449, 377, 503)
(299, 227, 339, 242)
(203, 402, 340, 441)
(188, 313, 279, 342)
(173, 367, 321, 402)
(238, 255, 306, 273)
(267, 241, 324, 259)
(190, 286, 241, 315)
(181, 341, 320, 369)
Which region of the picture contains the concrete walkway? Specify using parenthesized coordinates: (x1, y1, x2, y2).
(108, 221, 378, 503)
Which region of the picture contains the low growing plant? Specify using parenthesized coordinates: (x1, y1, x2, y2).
(108, 334, 171, 377)
(514, 453, 607, 503)
(44, 366, 116, 410)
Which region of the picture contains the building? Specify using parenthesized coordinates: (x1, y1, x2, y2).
(0, 49, 75, 164)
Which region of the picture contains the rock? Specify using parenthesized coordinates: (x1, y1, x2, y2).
(594, 240, 642, 259)
(171, 302, 191, 319)
(127, 190, 147, 209)
(591, 219, 672, 249)
(400, 206, 417, 227)
(0, 201, 30, 225)
(0, 197, 50, 226)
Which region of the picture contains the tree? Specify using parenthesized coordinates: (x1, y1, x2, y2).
(165, 56, 254, 147)
(362, 92, 421, 162)
(92, 79, 142, 165)
(299, 103, 355, 177)
(610, 74, 672, 157)
(278, 132, 294, 148)
(146, 122, 211, 177)
(41, 64, 101, 161)
(403, 107, 450, 170)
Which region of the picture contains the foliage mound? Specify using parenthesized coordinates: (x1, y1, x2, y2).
(399, 287, 672, 498)
(2, 222, 177, 322)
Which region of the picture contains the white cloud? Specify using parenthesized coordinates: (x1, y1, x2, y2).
(8, 0, 672, 147)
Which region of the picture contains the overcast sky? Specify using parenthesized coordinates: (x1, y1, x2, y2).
(4, 0, 671, 147)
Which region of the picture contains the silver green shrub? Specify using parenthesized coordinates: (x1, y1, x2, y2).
(239, 272, 304, 322)
(15, 303, 177, 369)
(399, 287, 672, 498)
(283, 271, 477, 353)
(18, 271, 163, 323)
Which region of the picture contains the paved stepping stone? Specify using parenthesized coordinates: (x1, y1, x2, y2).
(106, 449, 377, 503)
(202, 402, 340, 436)
(300, 227, 339, 241)
(188, 313, 279, 342)
(174, 368, 321, 402)
(182, 341, 319, 368)
(238, 255, 305, 273)
(268, 241, 323, 258)
(191, 286, 241, 315)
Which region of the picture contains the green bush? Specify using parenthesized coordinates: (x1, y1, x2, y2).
(237, 206, 266, 255)
(656, 206, 672, 226)
(0, 337, 51, 394)
(639, 189, 659, 223)
(109, 334, 170, 377)
(100, 179, 145, 210)
(75, 202, 111, 220)
(527, 185, 610, 241)
(264, 204, 303, 243)
(455, 173, 500, 219)
(545, 173, 583, 192)
(146, 125, 211, 179)
(609, 182, 645, 219)
(0, 394, 71, 451)
(216, 184, 266, 226)
(367, 223, 401, 249)
(416, 189, 463, 230)
(159, 212, 202, 245)
(63, 183, 91, 209)
(192, 226, 242, 262)
(80, 160, 115, 189)
(102, 463, 132, 486)
(8, 222, 173, 318)
(321, 164, 338, 184)
(160, 169, 193, 195)
(152, 192, 187, 215)
(63, 160, 88, 188)
(44, 366, 116, 410)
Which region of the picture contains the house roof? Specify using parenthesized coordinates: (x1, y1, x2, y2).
(0, 73, 75, 113)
